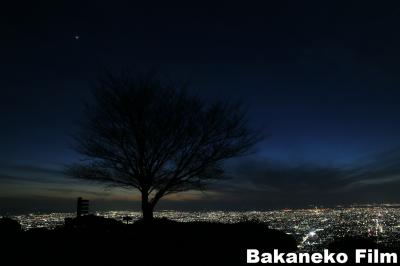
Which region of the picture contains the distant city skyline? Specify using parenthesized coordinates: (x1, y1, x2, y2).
(7, 204, 400, 252)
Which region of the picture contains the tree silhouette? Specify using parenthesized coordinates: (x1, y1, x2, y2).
(67, 73, 260, 222)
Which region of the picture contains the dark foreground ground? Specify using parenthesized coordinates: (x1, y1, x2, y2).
(0, 216, 399, 265)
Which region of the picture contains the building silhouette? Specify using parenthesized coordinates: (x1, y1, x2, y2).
(77, 197, 89, 217)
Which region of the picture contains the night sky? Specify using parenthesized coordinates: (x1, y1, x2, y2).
(2, 1, 400, 214)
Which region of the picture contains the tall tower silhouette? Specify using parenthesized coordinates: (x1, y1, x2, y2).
(77, 197, 89, 217)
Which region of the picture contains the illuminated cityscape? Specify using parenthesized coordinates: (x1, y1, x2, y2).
(5, 204, 400, 251)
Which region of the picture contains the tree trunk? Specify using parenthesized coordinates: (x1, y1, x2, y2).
(141, 191, 154, 223)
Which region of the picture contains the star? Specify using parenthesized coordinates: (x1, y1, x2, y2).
(74, 35, 80, 40)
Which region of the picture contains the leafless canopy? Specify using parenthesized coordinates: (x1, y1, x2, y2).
(68, 73, 260, 220)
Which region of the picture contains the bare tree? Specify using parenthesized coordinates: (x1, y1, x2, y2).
(67, 73, 260, 222)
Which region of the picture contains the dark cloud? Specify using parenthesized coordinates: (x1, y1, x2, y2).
(0, 174, 40, 183)
(1, 149, 400, 212)
(207, 148, 400, 208)
(227, 160, 350, 192)
(42, 187, 111, 197)
(346, 148, 400, 186)
(0, 163, 63, 175)
(0, 162, 72, 184)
